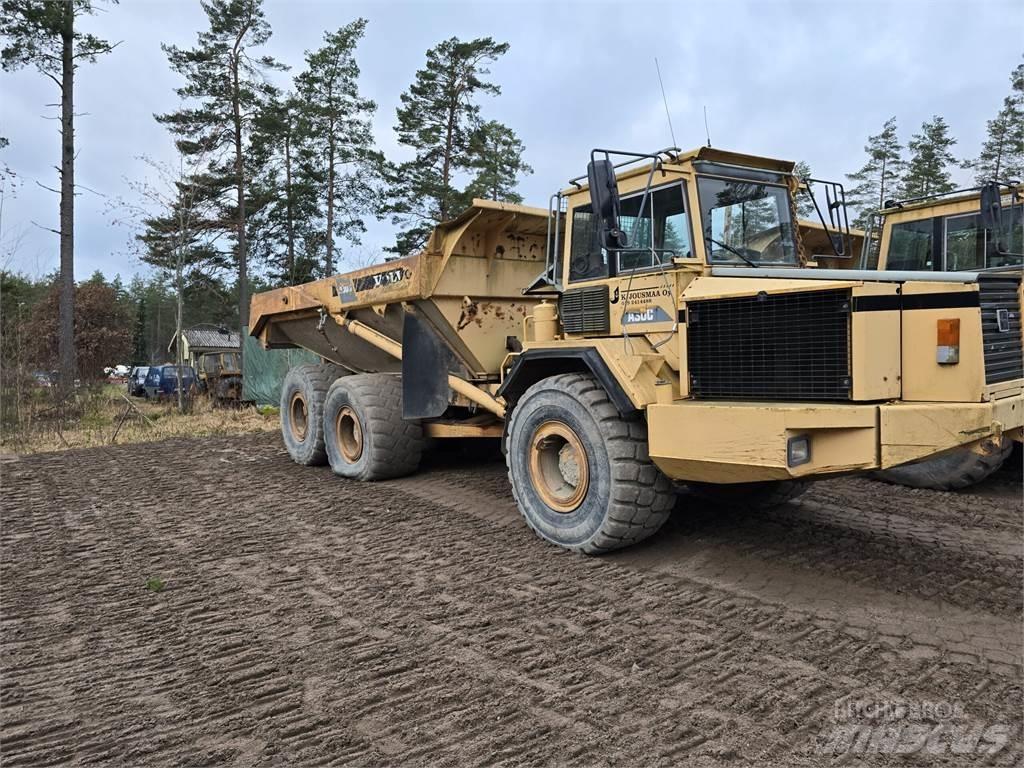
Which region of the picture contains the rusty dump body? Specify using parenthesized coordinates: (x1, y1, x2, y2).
(250, 199, 547, 395)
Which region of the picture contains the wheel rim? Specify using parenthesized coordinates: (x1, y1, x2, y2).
(289, 392, 308, 442)
(335, 405, 363, 463)
(528, 420, 590, 513)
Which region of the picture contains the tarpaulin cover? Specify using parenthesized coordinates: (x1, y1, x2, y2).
(242, 328, 320, 406)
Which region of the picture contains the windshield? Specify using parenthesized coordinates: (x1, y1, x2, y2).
(697, 176, 797, 265)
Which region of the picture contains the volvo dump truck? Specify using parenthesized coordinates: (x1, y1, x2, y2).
(250, 146, 1024, 554)
(857, 183, 1023, 489)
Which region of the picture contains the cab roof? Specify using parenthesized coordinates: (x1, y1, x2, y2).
(561, 146, 796, 196)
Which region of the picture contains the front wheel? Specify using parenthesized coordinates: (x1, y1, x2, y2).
(506, 373, 674, 554)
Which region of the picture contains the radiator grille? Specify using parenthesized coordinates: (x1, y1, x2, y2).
(560, 285, 610, 335)
(979, 276, 1023, 384)
(687, 289, 852, 400)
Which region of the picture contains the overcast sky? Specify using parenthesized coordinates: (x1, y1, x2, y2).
(1, 0, 1021, 281)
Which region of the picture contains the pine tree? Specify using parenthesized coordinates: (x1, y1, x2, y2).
(385, 37, 512, 254)
(903, 116, 957, 197)
(249, 95, 321, 285)
(846, 117, 906, 227)
(156, 0, 285, 364)
(1, 0, 118, 391)
(792, 160, 816, 219)
(293, 20, 380, 275)
(464, 120, 532, 203)
(964, 58, 1024, 183)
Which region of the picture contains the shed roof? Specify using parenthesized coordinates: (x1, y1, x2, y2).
(170, 324, 240, 352)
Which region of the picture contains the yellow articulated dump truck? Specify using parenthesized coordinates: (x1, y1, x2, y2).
(857, 182, 1023, 489)
(250, 146, 1024, 554)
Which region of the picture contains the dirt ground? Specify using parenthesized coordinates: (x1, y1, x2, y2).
(1, 434, 1021, 766)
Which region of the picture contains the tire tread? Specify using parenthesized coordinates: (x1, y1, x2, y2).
(507, 372, 674, 554)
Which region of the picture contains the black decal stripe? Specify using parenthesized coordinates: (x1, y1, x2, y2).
(851, 295, 901, 312)
(852, 291, 980, 312)
(902, 292, 980, 310)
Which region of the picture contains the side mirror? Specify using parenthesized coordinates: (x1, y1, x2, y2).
(587, 159, 627, 250)
(980, 182, 1002, 231)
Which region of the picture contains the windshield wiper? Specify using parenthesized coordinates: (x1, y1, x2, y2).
(707, 236, 758, 267)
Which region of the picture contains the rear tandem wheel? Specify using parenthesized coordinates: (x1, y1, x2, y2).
(279, 363, 343, 466)
(322, 373, 424, 481)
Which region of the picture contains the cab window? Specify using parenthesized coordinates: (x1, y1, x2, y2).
(944, 213, 985, 271)
(887, 219, 934, 270)
(617, 184, 692, 271)
(567, 183, 691, 282)
(1001, 203, 1024, 264)
(568, 204, 603, 281)
(697, 176, 797, 265)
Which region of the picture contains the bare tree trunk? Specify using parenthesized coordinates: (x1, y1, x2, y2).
(993, 129, 1004, 180)
(440, 99, 456, 221)
(326, 132, 335, 276)
(58, 3, 77, 392)
(175, 252, 184, 413)
(878, 156, 887, 210)
(154, 295, 161, 364)
(230, 52, 247, 375)
(284, 131, 295, 283)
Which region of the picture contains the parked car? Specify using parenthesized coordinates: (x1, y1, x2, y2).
(105, 364, 131, 380)
(127, 366, 150, 397)
(144, 364, 197, 400)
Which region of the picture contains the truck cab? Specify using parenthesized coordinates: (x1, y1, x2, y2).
(865, 183, 1023, 272)
(501, 147, 1023, 483)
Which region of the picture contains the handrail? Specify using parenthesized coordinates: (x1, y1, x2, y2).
(567, 147, 680, 187)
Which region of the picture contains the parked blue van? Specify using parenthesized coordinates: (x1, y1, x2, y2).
(144, 364, 197, 399)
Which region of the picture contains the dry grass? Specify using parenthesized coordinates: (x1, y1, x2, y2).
(0, 384, 279, 455)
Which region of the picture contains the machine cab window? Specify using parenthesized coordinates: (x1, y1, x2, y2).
(697, 175, 798, 265)
(887, 218, 935, 270)
(567, 183, 692, 282)
(885, 204, 1023, 271)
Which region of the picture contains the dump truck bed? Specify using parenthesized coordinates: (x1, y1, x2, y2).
(250, 200, 551, 379)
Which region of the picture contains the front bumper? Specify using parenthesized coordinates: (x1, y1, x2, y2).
(646, 394, 1024, 484)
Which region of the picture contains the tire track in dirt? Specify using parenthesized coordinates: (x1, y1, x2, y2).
(1, 433, 1021, 766)
(391, 455, 1023, 654)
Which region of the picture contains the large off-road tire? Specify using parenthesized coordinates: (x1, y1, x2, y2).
(280, 363, 342, 466)
(875, 438, 1013, 491)
(506, 372, 675, 554)
(322, 373, 423, 481)
(685, 480, 808, 511)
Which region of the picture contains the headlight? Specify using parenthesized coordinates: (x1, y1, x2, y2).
(787, 435, 811, 467)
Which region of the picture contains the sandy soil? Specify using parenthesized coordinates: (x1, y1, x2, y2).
(1, 435, 1021, 766)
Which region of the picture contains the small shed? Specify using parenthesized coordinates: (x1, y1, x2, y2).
(168, 324, 241, 368)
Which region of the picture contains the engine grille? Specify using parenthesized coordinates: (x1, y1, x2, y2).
(979, 275, 1023, 384)
(560, 285, 610, 335)
(687, 289, 852, 400)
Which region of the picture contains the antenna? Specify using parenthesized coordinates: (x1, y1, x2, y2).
(703, 106, 712, 147)
(654, 57, 677, 148)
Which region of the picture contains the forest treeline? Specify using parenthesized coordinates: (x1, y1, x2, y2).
(0, 0, 1022, 384)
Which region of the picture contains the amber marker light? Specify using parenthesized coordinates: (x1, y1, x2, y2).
(936, 318, 960, 365)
